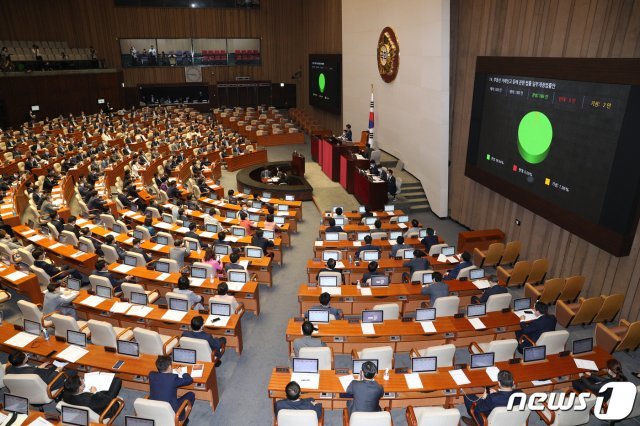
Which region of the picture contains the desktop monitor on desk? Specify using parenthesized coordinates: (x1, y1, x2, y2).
(187, 241, 198, 251)
(362, 251, 380, 261)
(572, 337, 594, 355)
(162, 214, 173, 224)
(262, 230, 275, 239)
(62, 405, 89, 426)
(361, 310, 384, 324)
(124, 255, 138, 267)
(225, 211, 237, 219)
(262, 192, 272, 199)
(67, 277, 81, 291)
(419, 229, 428, 239)
(421, 273, 433, 284)
(96, 285, 112, 299)
(397, 215, 409, 223)
(249, 213, 261, 222)
(384, 205, 395, 212)
(117, 340, 140, 357)
(469, 268, 485, 280)
(210, 302, 231, 316)
(357, 232, 371, 241)
(318, 275, 338, 287)
(67, 330, 87, 348)
(441, 246, 455, 256)
(412, 356, 437, 373)
(285, 195, 295, 201)
(214, 245, 231, 256)
(131, 292, 148, 306)
(470, 352, 495, 369)
(277, 205, 288, 212)
(232, 227, 246, 237)
(228, 270, 247, 283)
(322, 251, 340, 262)
(125, 416, 155, 426)
(112, 223, 124, 234)
(133, 230, 144, 240)
(402, 250, 414, 260)
(325, 232, 339, 242)
(389, 231, 402, 240)
(206, 224, 219, 233)
(274, 216, 286, 225)
(172, 348, 197, 365)
(168, 298, 189, 312)
(155, 235, 169, 246)
(78, 242, 90, 253)
(370, 276, 389, 287)
(523, 345, 546, 363)
(416, 308, 436, 322)
(246, 247, 263, 259)
(514, 297, 531, 312)
(307, 309, 330, 324)
(4, 394, 28, 415)
(358, 206, 366, 213)
(191, 266, 207, 279)
(466, 303, 486, 318)
(155, 261, 170, 273)
(334, 217, 345, 226)
(292, 358, 319, 374)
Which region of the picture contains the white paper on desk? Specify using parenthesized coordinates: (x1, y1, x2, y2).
(532, 379, 553, 386)
(360, 287, 372, 296)
(84, 224, 97, 230)
(155, 222, 172, 229)
(162, 310, 187, 322)
(226, 236, 239, 243)
(449, 369, 471, 385)
(172, 366, 188, 378)
(468, 318, 487, 330)
(113, 264, 134, 274)
(156, 272, 171, 281)
(132, 214, 144, 221)
(177, 227, 190, 233)
(28, 418, 53, 426)
(437, 254, 447, 262)
(28, 234, 45, 242)
(276, 211, 289, 216)
(57, 345, 88, 362)
(290, 373, 320, 390)
(515, 310, 537, 322)
(80, 295, 107, 307)
(352, 241, 362, 247)
(83, 371, 115, 392)
(123, 211, 135, 217)
(335, 261, 345, 269)
(398, 223, 408, 229)
(223, 218, 233, 224)
(190, 364, 204, 378)
(152, 244, 165, 251)
(5, 271, 28, 282)
(199, 231, 214, 239)
(48, 243, 63, 249)
(248, 207, 259, 213)
(314, 241, 323, 247)
(4, 332, 39, 348)
(60, 291, 78, 302)
(405, 373, 424, 389)
(128, 305, 153, 317)
(226, 281, 245, 291)
(323, 287, 341, 296)
(367, 225, 375, 230)
(420, 321, 437, 333)
(108, 232, 120, 238)
(361, 323, 375, 335)
(239, 260, 250, 269)
(22, 229, 35, 236)
(446, 256, 459, 263)
(339, 375, 354, 391)
(486, 366, 500, 382)
(206, 315, 230, 327)
(190, 277, 205, 287)
(574, 358, 599, 371)
(124, 237, 134, 245)
(110, 302, 132, 314)
(70, 251, 84, 258)
(473, 280, 491, 290)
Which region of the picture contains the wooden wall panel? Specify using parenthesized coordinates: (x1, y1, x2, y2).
(450, 0, 640, 320)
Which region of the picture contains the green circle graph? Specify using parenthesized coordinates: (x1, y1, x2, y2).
(318, 73, 326, 93)
(518, 111, 553, 164)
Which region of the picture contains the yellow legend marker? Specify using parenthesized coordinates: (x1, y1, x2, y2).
(545, 178, 551, 186)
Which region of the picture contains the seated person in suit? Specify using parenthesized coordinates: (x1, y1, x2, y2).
(142, 217, 157, 237)
(62, 373, 123, 418)
(355, 235, 381, 260)
(463, 370, 517, 426)
(210, 282, 240, 313)
(131, 238, 152, 263)
(149, 355, 194, 422)
(361, 261, 384, 284)
(251, 230, 274, 256)
(420, 227, 439, 253)
(444, 251, 473, 280)
(325, 218, 343, 233)
(309, 292, 343, 320)
(390, 235, 411, 257)
(293, 320, 326, 357)
(33, 247, 87, 284)
(421, 271, 448, 307)
(182, 316, 226, 367)
(7, 350, 67, 390)
(184, 222, 201, 244)
(403, 219, 422, 239)
(471, 275, 507, 304)
(103, 235, 126, 261)
(346, 360, 383, 415)
(315, 258, 343, 282)
(275, 381, 322, 419)
(169, 239, 191, 270)
(402, 250, 430, 282)
(516, 301, 556, 352)
(572, 358, 626, 403)
(63, 215, 81, 239)
(368, 160, 379, 176)
(224, 252, 244, 274)
(43, 283, 77, 319)
(332, 207, 344, 219)
(174, 275, 204, 310)
(93, 259, 131, 294)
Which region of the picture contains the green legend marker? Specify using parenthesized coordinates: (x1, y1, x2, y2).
(518, 111, 553, 164)
(318, 73, 326, 94)
(486, 154, 491, 161)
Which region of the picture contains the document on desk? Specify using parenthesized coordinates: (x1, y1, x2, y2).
(80, 295, 107, 307)
(574, 358, 599, 371)
(239, 260, 250, 269)
(446, 256, 459, 263)
(28, 234, 45, 242)
(5, 271, 28, 282)
(190, 364, 204, 378)
(123, 211, 136, 217)
(152, 244, 166, 251)
(515, 310, 537, 322)
(128, 305, 154, 317)
(359, 287, 372, 296)
(124, 237, 134, 245)
(397, 223, 407, 229)
(155, 222, 172, 230)
(339, 375, 354, 391)
(405, 373, 424, 389)
(49, 243, 63, 249)
(248, 207, 259, 213)
(57, 345, 89, 362)
(226, 281, 245, 291)
(177, 227, 190, 233)
(108, 232, 120, 238)
(368, 225, 375, 230)
(335, 261, 346, 269)
(156, 272, 171, 281)
(314, 241, 323, 247)
(162, 310, 187, 322)
(361, 323, 376, 335)
(472, 279, 491, 290)
(199, 231, 214, 239)
(352, 241, 362, 247)
(28, 418, 53, 426)
(189, 277, 204, 287)
(419, 321, 437, 333)
(207, 315, 230, 327)
(4, 332, 39, 348)
(70, 251, 85, 258)
(449, 369, 471, 385)
(83, 371, 115, 392)
(290, 373, 320, 390)
(110, 302, 132, 314)
(468, 318, 487, 330)
(437, 254, 448, 263)
(276, 211, 289, 216)
(532, 379, 553, 386)
(485, 366, 500, 382)
(323, 287, 341, 296)
(60, 291, 78, 302)
(113, 264, 134, 274)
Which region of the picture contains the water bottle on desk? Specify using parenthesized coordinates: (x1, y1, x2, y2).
(43, 328, 49, 341)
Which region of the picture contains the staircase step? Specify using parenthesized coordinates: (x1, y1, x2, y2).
(401, 183, 423, 189)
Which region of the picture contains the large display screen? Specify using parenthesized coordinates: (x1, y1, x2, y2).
(466, 57, 640, 256)
(309, 54, 341, 114)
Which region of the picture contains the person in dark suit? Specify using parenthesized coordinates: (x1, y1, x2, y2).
(167, 180, 182, 200)
(390, 236, 411, 257)
(251, 230, 274, 256)
(49, 211, 65, 234)
(149, 356, 194, 422)
(346, 361, 383, 415)
(33, 248, 86, 283)
(462, 370, 517, 426)
(402, 250, 430, 282)
(421, 272, 449, 307)
(362, 143, 373, 160)
(181, 316, 226, 366)
(344, 124, 353, 141)
(275, 381, 323, 419)
(62, 374, 123, 418)
(92, 259, 131, 294)
(308, 292, 343, 320)
(516, 301, 556, 352)
(355, 235, 381, 259)
(184, 222, 201, 244)
(421, 227, 439, 253)
(361, 261, 384, 284)
(387, 169, 397, 199)
(472, 275, 508, 304)
(63, 216, 81, 239)
(444, 251, 473, 279)
(131, 238, 152, 263)
(572, 358, 626, 403)
(325, 218, 343, 233)
(315, 258, 343, 283)
(368, 160, 379, 176)
(7, 350, 66, 390)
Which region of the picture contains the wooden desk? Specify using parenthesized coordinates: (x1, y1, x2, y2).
(312, 238, 435, 260)
(354, 170, 387, 211)
(0, 264, 42, 304)
(267, 348, 611, 409)
(219, 255, 273, 287)
(72, 291, 244, 354)
(340, 153, 369, 193)
(0, 323, 219, 409)
(318, 223, 417, 238)
(321, 210, 407, 225)
(199, 197, 299, 232)
(457, 229, 505, 254)
(225, 150, 268, 172)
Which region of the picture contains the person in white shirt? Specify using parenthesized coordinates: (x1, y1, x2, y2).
(210, 282, 239, 313)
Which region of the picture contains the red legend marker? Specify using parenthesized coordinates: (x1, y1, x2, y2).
(512, 165, 518, 172)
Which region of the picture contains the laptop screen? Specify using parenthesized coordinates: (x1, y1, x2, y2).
(416, 308, 436, 322)
(353, 359, 378, 375)
(318, 275, 338, 287)
(469, 268, 485, 280)
(523, 345, 546, 363)
(117, 340, 139, 357)
(24, 319, 41, 336)
(191, 266, 207, 279)
(363, 217, 376, 225)
(249, 213, 261, 222)
(572, 337, 593, 355)
(334, 217, 345, 226)
(441, 246, 455, 256)
(162, 214, 173, 224)
(370, 276, 389, 287)
(362, 251, 380, 261)
(397, 215, 409, 223)
(182, 220, 190, 229)
(361, 310, 384, 323)
(156, 235, 169, 245)
(228, 270, 246, 283)
(251, 201, 262, 209)
(262, 192, 271, 199)
(232, 227, 245, 236)
(274, 216, 285, 225)
(322, 251, 340, 261)
(214, 245, 230, 255)
(133, 230, 144, 240)
(470, 352, 495, 369)
(384, 205, 394, 212)
(278, 205, 288, 212)
(421, 273, 433, 284)
(292, 358, 318, 374)
(325, 232, 339, 242)
(67, 330, 87, 347)
(112, 223, 123, 234)
(124, 255, 137, 267)
(358, 206, 366, 213)
(262, 230, 274, 239)
(125, 416, 155, 426)
(210, 302, 231, 316)
(467, 303, 486, 318)
(357, 232, 371, 241)
(78, 242, 89, 253)
(131, 291, 148, 306)
(155, 261, 170, 273)
(206, 224, 218, 233)
(389, 231, 402, 240)
(67, 277, 81, 291)
(246, 247, 262, 258)
(419, 229, 427, 238)
(4, 394, 28, 415)
(172, 348, 196, 364)
(412, 356, 437, 373)
(187, 241, 198, 251)
(62, 405, 89, 426)
(169, 298, 189, 312)
(243, 188, 251, 195)
(285, 195, 294, 201)
(307, 309, 330, 323)
(96, 285, 112, 299)
(402, 250, 414, 259)
(514, 297, 531, 311)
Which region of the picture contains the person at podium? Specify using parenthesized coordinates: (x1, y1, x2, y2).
(343, 124, 353, 141)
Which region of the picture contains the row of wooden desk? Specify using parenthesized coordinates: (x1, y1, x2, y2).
(224, 149, 268, 172)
